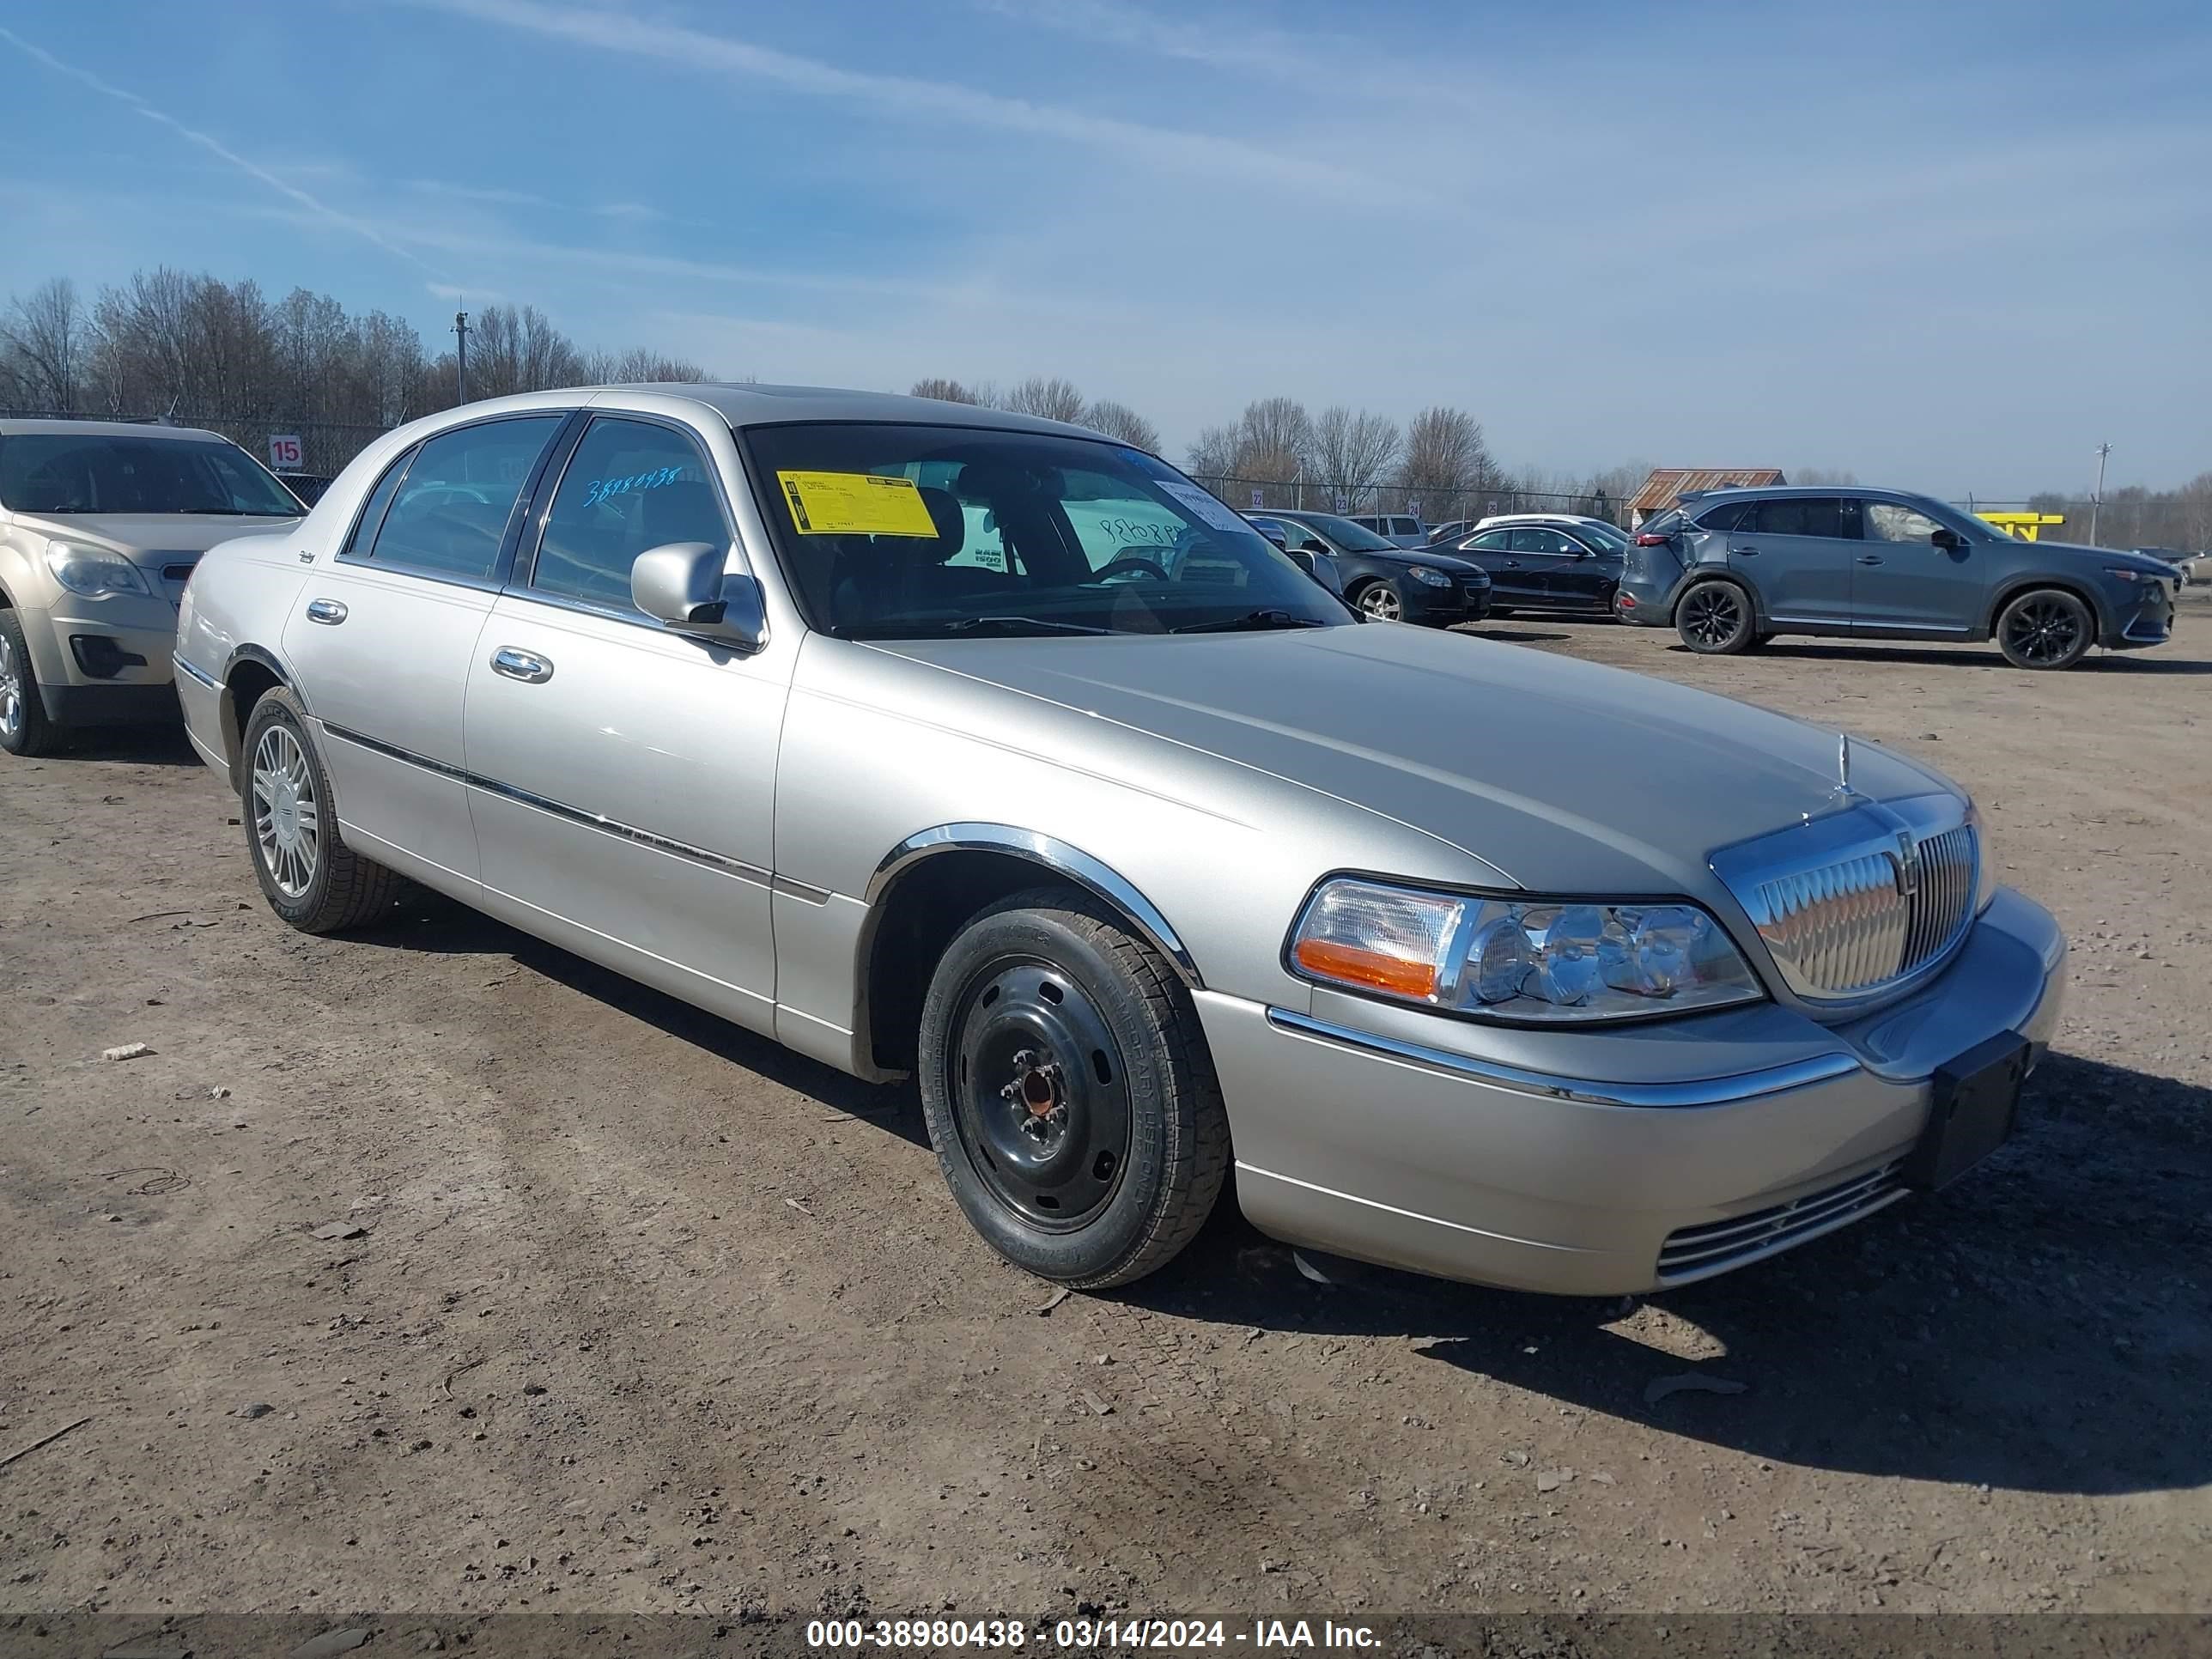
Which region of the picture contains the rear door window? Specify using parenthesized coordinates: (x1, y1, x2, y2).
(362, 416, 564, 581)
(1692, 501, 1753, 532)
(1749, 497, 1847, 538)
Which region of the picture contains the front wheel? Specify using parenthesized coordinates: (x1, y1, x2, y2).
(241, 687, 409, 933)
(1996, 588, 2094, 670)
(1356, 580, 1405, 623)
(0, 609, 62, 757)
(918, 888, 1231, 1288)
(1676, 580, 1755, 654)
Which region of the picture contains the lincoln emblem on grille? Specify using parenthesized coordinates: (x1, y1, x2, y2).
(1893, 830, 1923, 896)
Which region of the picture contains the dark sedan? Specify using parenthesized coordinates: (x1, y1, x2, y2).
(1248, 509, 1492, 625)
(1440, 519, 1625, 617)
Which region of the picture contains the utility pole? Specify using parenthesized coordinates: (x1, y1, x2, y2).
(2089, 441, 2112, 544)
(453, 312, 471, 404)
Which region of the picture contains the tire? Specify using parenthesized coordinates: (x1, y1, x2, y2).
(1995, 587, 2094, 670)
(917, 886, 1231, 1289)
(0, 608, 62, 758)
(1675, 580, 1756, 654)
(1355, 580, 1405, 623)
(240, 686, 407, 933)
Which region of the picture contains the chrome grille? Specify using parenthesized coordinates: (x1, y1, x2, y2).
(1656, 1161, 1905, 1284)
(1711, 796, 1978, 1001)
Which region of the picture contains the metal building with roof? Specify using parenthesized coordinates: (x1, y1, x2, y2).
(1627, 468, 1787, 526)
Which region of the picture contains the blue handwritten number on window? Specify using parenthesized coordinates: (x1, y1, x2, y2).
(581, 465, 688, 508)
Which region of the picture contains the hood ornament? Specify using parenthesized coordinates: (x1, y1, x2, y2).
(1805, 732, 1872, 822)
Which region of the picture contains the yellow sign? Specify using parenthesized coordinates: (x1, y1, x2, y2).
(775, 470, 939, 537)
(1978, 511, 2065, 543)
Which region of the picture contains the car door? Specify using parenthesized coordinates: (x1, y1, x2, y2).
(462, 410, 793, 1030)
(1507, 527, 1579, 605)
(1850, 497, 1984, 634)
(1550, 528, 1620, 609)
(283, 413, 568, 887)
(1729, 496, 1853, 623)
(1459, 529, 1535, 605)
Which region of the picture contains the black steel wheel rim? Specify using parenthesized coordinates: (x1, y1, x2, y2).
(2005, 597, 2082, 665)
(1684, 586, 1741, 646)
(949, 957, 1133, 1232)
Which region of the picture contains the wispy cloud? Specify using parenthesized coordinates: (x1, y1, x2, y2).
(0, 24, 441, 276)
(405, 0, 1429, 207)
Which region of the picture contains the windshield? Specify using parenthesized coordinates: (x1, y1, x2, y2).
(744, 423, 1353, 639)
(0, 432, 304, 516)
(1287, 512, 1397, 552)
(1578, 521, 1631, 549)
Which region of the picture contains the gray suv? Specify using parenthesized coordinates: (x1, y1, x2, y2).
(1615, 486, 2179, 670)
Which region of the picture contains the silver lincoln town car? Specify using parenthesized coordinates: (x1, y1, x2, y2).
(173, 386, 2068, 1293)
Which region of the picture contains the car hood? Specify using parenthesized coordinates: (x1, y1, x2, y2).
(9, 511, 301, 561)
(2034, 542, 2178, 578)
(1370, 548, 1486, 575)
(870, 623, 1954, 897)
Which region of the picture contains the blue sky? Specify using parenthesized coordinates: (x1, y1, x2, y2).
(2, 0, 2207, 496)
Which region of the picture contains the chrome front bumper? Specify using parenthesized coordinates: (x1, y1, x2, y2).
(1197, 885, 2067, 1296)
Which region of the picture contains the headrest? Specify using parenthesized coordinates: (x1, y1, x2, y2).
(913, 485, 963, 562)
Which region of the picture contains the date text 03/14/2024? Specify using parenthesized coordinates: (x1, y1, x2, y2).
(804, 1618, 1382, 1650)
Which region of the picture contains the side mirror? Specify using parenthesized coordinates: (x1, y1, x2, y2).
(1298, 538, 1330, 556)
(1931, 527, 1963, 550)
(633, 541, 767, 649)
(1285, 547, 1315, 574)
(1259, 528, 1289, 550)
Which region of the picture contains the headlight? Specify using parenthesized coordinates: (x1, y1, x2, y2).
(46, 542, 149, 598)
(2105, 566, 2168, 584)
(1405, 565, 1453, 588)
(1287, 877, 1765, 1024)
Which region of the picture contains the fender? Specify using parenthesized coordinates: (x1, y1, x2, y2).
(862, 822, 1202, 988)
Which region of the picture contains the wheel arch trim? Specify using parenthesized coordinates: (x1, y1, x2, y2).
(1983, 574, 2112, 640)
(861, 823, 1203, 990)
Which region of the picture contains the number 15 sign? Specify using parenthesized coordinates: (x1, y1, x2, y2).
(267, 434, 304, 471)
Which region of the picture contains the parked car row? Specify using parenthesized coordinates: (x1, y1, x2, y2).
(3, 386, 2069, 1300)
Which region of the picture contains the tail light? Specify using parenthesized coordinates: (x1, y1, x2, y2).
(1633, 532, 1671, 546)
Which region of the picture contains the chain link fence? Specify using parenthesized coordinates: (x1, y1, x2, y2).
(1189, 474, 1624, 528)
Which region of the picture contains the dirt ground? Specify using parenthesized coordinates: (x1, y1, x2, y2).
(3, 600, 2208, 1623)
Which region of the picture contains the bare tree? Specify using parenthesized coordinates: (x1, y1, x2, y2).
(1186, 423, 1240, 482)
(2177, 471, 2212, 552)
(1082, 398, 1160, 452)
(580, 346, 710, 384)
(910, 377, 981, 404)
(1309, 407, 1399, 509)
(0, 278, 87, 410)
(1002, 375, 1087, 423)
(1398, 406, 1498, 506)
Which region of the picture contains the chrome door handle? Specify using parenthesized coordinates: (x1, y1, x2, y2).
(304, 599, 348, 625)
(489, 647, 554, 684)
(1734, 544, 1759, 556)
(1502, 560, 1521, 568)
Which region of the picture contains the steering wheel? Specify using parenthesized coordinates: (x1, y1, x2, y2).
(1093, 555, 1170, 583)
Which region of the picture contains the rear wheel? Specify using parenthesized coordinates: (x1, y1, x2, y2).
(0, 610, 61, 757)
(1996, 588, 2094, 670)
(1676, 580, 1755, 654)
(242, 687, 408, 933)
(918, 887, 1231, 1288)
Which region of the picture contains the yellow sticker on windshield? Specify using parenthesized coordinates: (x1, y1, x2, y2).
(775, 470, 939, 537)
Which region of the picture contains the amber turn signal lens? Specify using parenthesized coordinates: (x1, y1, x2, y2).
(1291, 937, 1441, 1000)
